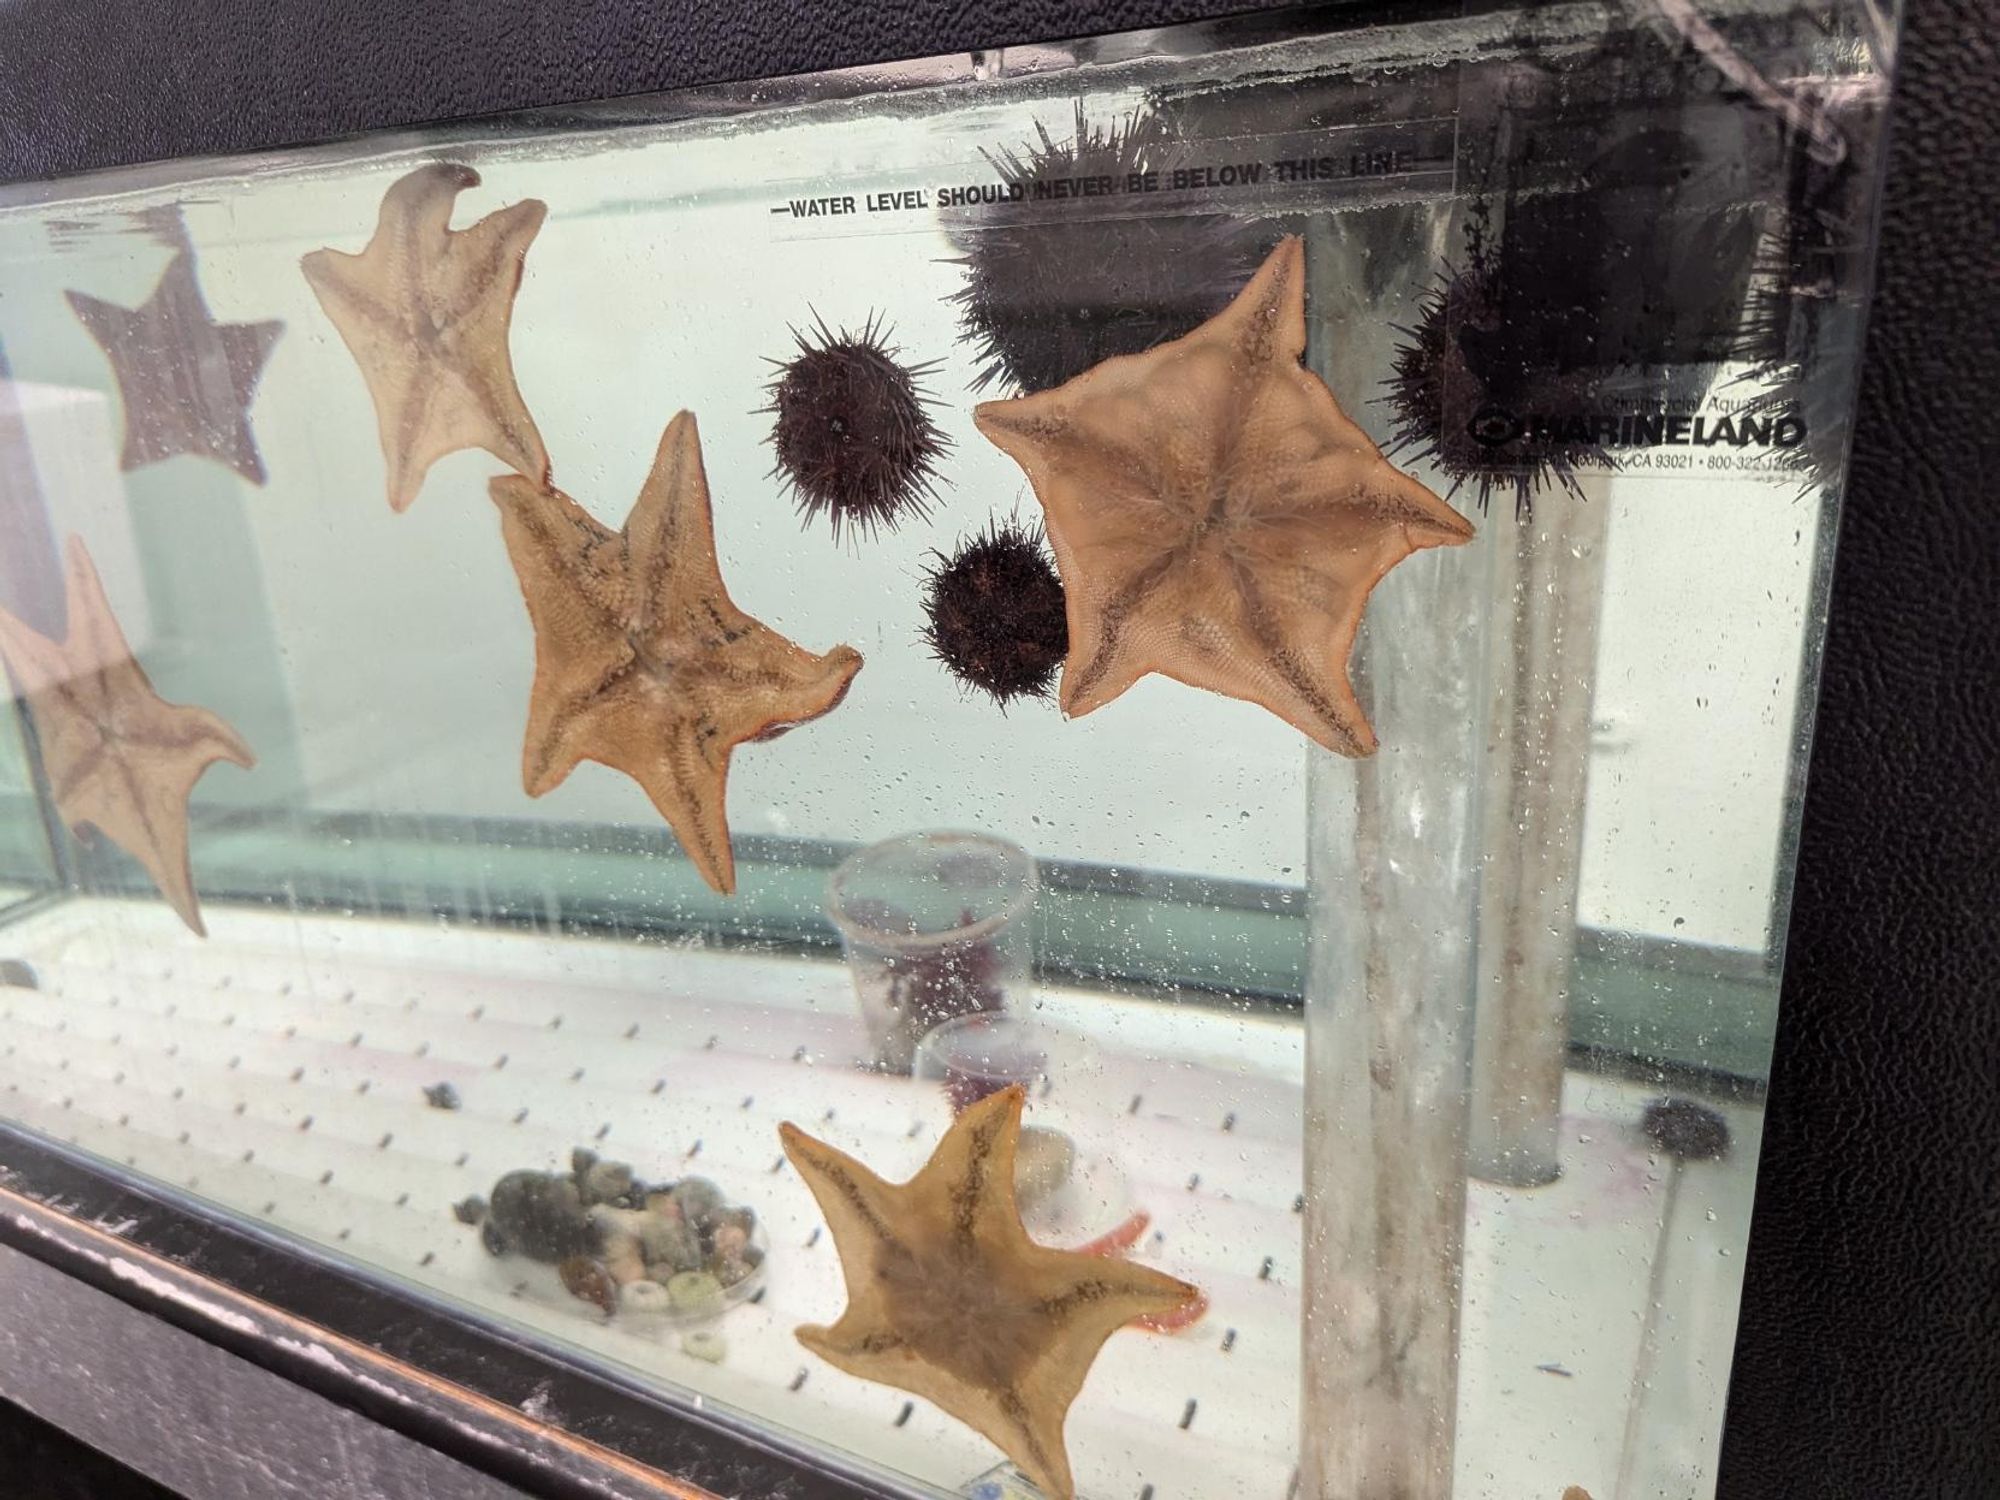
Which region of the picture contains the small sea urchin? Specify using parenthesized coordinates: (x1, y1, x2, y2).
(920, 518, 1068, 708)
(762, 312, 948, 541)
(947, 104, 1267, 395)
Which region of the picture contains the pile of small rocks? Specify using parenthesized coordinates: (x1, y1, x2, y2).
(454, 1147, 764, 1333)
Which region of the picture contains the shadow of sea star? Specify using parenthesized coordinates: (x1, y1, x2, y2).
(67, 252, 283, 485)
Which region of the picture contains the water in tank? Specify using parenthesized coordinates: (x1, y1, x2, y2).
(0, 4, 1899, 1496)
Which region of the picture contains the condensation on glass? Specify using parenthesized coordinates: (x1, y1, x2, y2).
(0, 4, 1898, 1497)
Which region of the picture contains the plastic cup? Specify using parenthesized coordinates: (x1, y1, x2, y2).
(826, 831, 1037, 1073)
(914, 1012, 1132, 1246)
(913, 1011, 1055, 1114)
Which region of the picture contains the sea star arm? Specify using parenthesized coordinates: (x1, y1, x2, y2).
(57, 698, 253, 937)
(63, 291, 158, 470)
(301, 244, 435, 507)
(625, 412, 731, 632)
(177, 327, 278, 485)
(425, 195, 550, 490)
(624, 411, 862, 776)
(62, 290, 127, 358)
(385, 161, 480, 249)
(489, 474, 633, 796)
(0, 600, 77, 702)
(1005, 1250, 1199, 1498)
(218, 317, 286, 464)
(0, 541, 254, 936)
(1208, 230, 1307, 369)
(973, 396, 1191, 725)
(778, 1120, 912, 1304)
(587, 690, 740, 895)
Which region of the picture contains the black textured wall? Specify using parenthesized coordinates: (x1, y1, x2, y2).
(0, 0, 1366, 185)
(0, 1, 1993, 1496)
(0, 1399, 184, 1500)
(1718, 3, 2000, 1497)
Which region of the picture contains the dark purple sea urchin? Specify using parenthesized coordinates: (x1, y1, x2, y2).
(762, 312, 949, 541)
(1385, 259, 1612, 518)
(946, 104, 1267, 395)
(920, 518, 1068, 708)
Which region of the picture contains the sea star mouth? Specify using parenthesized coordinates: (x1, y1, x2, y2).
(625, 634, 674, 684)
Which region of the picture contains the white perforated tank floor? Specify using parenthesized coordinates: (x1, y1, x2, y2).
(0, 897, 1757, 1500)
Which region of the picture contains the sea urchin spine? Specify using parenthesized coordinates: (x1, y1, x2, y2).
(920, 518, 1068, 708)
(946, 103, 1267, 395)
(1384, 203, 1611, 518)
(761, 311, 949, 542)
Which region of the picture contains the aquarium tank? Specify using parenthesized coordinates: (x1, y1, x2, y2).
(0, 2, 1899, 1497)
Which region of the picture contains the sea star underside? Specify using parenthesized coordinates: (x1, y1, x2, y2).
(302, 161, 550, 512)
(67, 251, 283, 484)
(491, 412, 862, 896)
(780, 1086, 1197, 1500)
(974, 234, 1475, 756)
(0, 537, 255, 935)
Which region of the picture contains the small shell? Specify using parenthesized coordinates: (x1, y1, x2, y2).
(452, 1194, 488, 1226)
(558, 1256, 618, 1315)
(681, 1328, 726, 1363)
(665, 1270, 726, 1319)
(423, 1082, 461, 1111)
(1015, 1125, 1075, 1208)
(643, 1190, 685, 1225)
(620, 1280, 673, 1318)
(712, 1223, 749, 1261)
(570, 1147, 599, 1178)
(711, 1243, 763, 1289)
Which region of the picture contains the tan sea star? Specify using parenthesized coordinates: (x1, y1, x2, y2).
(780, 1086, 1197, 1500)
(491, 411, 862, 895)
(975, 234, 1475, 755)
(0, 537, 254, 935)
(302, 162, 549, 512)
